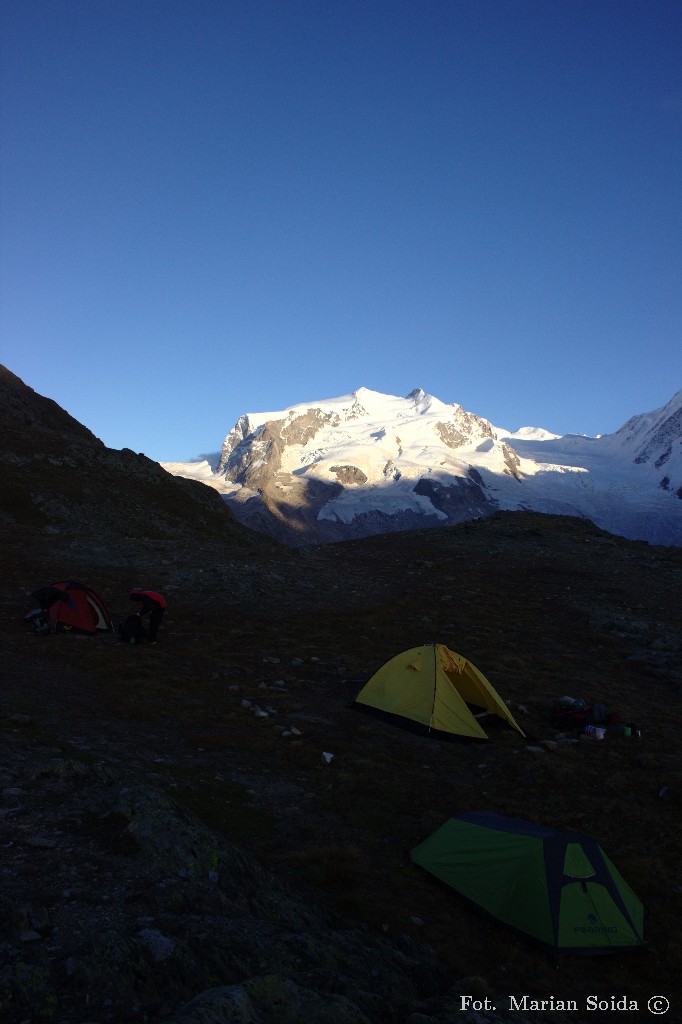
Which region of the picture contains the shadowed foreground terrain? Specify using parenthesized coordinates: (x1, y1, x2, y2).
(1, 367, 681, 1023)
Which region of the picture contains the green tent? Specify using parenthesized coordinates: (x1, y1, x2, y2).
(354, 644, 525, 740)
(410, 812, 644, 952)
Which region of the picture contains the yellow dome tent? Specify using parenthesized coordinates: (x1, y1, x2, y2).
(354, 643, 525, 740)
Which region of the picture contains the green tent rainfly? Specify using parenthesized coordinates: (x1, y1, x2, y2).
(410, 813, 644, 953)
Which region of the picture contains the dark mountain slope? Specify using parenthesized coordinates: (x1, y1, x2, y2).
(0, 365, 264, 558)
(0, 364, 102, 440)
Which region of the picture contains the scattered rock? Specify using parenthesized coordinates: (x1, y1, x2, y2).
(138, 927, 175, 962)
(168, 974, 372, 1024)
(12, 903, 50, 942)
(24, 836, 57, 848)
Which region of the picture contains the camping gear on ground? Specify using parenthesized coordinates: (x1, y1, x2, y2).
(410, 812, 644, 953)
(28, 581, 113, 634)
(551, 700, 616, 732)
(353, 643, 525, 740)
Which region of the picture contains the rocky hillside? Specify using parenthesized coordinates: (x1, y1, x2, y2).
(0, 365, 252, 558)
(1, 368, 681, 1023)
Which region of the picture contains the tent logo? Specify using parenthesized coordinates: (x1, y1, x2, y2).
(582, 914, 617, 934)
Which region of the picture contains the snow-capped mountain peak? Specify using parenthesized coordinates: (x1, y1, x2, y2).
(164, 387, 682, 547)
(494, 424, 562, 442)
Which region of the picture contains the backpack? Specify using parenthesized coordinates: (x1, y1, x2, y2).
(119, 614, 147, 644)
(551, 704, 589, 730)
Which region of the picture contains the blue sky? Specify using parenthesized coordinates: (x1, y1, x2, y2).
(2, 0, 681, 461)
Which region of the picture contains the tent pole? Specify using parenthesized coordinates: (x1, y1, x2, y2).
(428, 643, 437, 733)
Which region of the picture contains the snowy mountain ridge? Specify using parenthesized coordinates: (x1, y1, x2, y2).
(163, 387, 682, 546)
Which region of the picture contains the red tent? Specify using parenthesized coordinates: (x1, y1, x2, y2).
(49, 581, 113, 634)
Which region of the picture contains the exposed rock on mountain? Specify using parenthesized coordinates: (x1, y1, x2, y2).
(413, 475, 491, 520)
(330, 464, 369, 485)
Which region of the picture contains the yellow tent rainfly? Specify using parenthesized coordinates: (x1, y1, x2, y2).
(354, 643, 525, 740)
